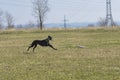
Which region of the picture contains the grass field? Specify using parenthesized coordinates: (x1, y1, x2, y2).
(0, 28, 120, 80)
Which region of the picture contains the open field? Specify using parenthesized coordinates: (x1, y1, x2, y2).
(0, 28, 120, 80)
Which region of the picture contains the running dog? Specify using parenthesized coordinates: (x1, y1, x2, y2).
(27, 36, 57, 52)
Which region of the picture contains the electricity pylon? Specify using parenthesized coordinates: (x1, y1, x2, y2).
(105, 0, 115, 26)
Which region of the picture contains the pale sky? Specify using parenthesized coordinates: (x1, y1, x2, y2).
(0, 0, 120, 25)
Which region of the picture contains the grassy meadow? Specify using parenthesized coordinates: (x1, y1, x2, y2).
(0, 28, 120, 80)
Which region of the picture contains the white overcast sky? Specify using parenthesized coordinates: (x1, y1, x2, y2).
(0, 0, 120, 24)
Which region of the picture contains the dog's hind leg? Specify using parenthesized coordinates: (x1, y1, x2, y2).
(27, 46, 32, 51)
(33, 44, 37, 52)
(27, 43, 34, 51)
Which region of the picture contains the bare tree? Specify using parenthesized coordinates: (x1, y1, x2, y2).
(97, 17, 117, 27)
(27, 21, 35, 28)
(5, 12, 14, 29)
(97, 18, 106, 27)
(32, 0, 49, 30)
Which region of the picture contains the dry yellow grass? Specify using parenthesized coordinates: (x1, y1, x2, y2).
(0, 28, 120, 80)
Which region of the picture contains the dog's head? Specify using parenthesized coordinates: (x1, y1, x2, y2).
(48, 36, 52, 40)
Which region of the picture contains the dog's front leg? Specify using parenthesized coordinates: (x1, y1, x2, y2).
(48, 44, 57, 50)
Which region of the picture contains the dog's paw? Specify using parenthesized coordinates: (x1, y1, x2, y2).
(55, 48, 58, 50)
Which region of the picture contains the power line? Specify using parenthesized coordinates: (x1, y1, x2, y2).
(50, 0, 105, 9)
(0, 1, 32, 7)
(0, 0, 105, 9)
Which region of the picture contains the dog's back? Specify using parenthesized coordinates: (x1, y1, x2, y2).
(31, 39, 49, 47)
(31, 40, 40, 46)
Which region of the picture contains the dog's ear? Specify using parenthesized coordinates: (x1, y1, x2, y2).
(48, 35, 50, 37)
(48, 35, 52, 40)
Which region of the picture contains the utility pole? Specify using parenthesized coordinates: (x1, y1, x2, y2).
(63, 15, 67, 28)
(105, 0, 115, 26)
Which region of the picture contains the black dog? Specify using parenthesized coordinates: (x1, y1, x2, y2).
(27, 36, 57, 52)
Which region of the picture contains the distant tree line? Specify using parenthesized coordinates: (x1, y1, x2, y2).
(97, 17, 117, 27)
